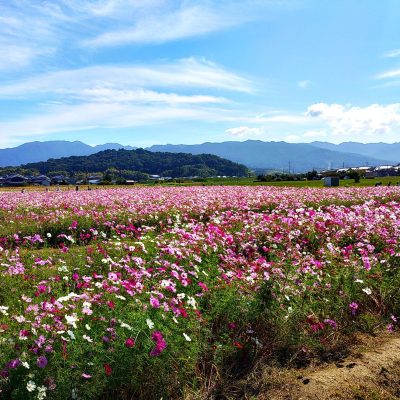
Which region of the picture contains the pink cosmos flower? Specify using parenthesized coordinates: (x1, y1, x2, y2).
(198, 282, 209, 291)
(150, 296, 160, 308)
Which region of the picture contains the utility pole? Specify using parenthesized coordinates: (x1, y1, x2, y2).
(288, 160, 291, 174)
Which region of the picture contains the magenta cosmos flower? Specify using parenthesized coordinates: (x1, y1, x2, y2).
(125, 338, 135, 348)
(349, 302, 359, 316)
(37, 356, 48, 369)
(150, 331, 167, 356)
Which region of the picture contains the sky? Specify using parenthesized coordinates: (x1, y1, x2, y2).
(1, 0, 400, 148)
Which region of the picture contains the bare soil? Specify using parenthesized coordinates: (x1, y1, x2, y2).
(262, 333, 400, 400)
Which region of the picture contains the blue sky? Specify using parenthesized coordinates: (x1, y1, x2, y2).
(1, 0, 400, 148)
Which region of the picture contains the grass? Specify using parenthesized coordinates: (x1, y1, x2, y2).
(1, 175, 400, 192)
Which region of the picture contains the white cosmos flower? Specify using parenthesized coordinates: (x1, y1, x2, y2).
(146, 318, 154, 329)
(183, 333, 192, 342)
(119, 321, 133, 330)
(362, 287, 372, 295)
(0, 306, 9, 315)
(65, 314, 78, 329)
(67, 330, 76, 340)
(187, 296, 197, 309)
(82, 335, 93, 343)
(26, 380, 36, 392)
(37, 385, 47, 400)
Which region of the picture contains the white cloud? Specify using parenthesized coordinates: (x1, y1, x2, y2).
(0, 58, 253, 98)
(0, 2, 61, 71)
(383, 49, 400, 58)
(0, 45, 42, 71)
(82, 1, 278, 48)
(76, 88, 228, 104)
(375, 68, 400, 80)
(285, 135, 300, 142)
(234, 114, 309, 124)
(0, 1, 283, 61)
(302, 130, 326, 138)
(83, 4, 240, 47)
(306, 103, 400, 137)
(225, 126, 262, 138)
(0, 56, 253, 146)
(0, 102, 226, 140)
(298, 80, 311, 89)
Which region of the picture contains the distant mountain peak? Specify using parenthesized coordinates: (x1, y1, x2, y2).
(0, 140, 135, 167)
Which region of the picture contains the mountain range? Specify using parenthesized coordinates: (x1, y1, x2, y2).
(0, 141, 134, 167)
(148, 141, 396, 171)
(310, 141, 400, 163)
(0, 140, 398, 172)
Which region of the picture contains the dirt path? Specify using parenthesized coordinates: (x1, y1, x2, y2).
(264, 334, 400, 400)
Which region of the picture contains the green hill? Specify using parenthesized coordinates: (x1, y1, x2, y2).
(19, 148, 249, 178)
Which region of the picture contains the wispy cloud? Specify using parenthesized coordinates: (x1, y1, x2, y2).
(0, 45, 47, 71)
(0, 58, 253, 98)
(383, 48, 400, 58)
(375, 68, 400, 80)
(225, 126, 262, 138)
(83, 2, 255, 47)
(298, 80, 311, 89)
(0, 0, 284, 63)
(0, 102, 236, 142)
(0, 11, 53, 71)
(0, 56, 253, 145)
(76, 88, 229, 104)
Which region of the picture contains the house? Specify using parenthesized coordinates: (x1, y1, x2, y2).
(3, 174, 28, 186)
(29, 175, 51, 186)
(365, 170, 377, 179)
(87, 175, 102, 184)
(51, 175, 69, 185)
(374, 165, 399, 177)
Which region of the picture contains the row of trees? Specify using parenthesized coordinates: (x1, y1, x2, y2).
(256, 169, 363, 182)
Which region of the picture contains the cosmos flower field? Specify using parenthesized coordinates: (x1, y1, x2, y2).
(1, 186, 400, 399)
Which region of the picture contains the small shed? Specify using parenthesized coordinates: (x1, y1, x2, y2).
(323, 176, 339, 187)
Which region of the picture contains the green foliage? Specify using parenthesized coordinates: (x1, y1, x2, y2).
(14, 149, 249, 178)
